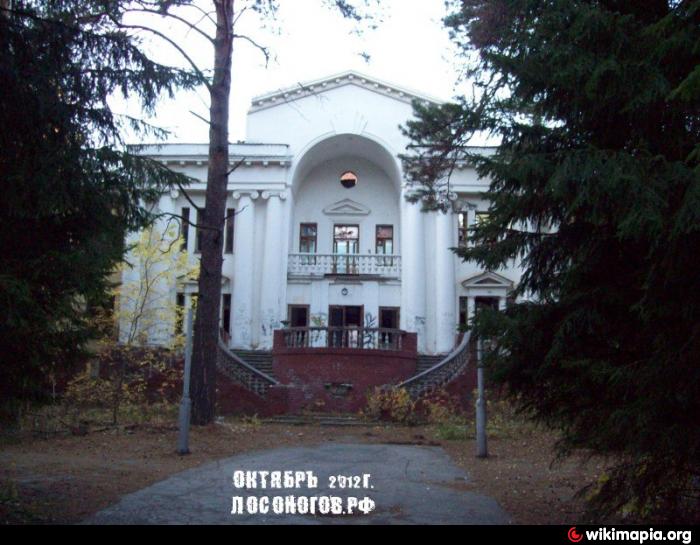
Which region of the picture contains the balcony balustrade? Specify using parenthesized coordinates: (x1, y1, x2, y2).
(280, 327, 406, 351)
(288, 253, 401, 278)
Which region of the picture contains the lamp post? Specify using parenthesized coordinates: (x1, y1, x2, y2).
(177, 308, 194, 455)
(476, 337, 488, 458)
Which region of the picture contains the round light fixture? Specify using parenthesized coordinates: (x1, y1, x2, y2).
(340, 171, 358, 189)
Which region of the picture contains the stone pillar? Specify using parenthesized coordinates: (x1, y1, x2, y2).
(231, 191, 258, 348)
(434, 210, 457, 353)
(400, 194, 427, 352)
(259, 191, 287, 348)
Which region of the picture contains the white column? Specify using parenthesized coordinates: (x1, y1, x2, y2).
(259, 191, 287, 348)
(400, 194, 426, 352)
(435, 210, 457, 353)
(231, 191, 258, 348)
(467, 296, 476, 322)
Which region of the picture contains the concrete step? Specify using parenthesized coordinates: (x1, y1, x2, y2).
(231, 350, 276, 378)
(263, 414, 366, 427)
(416, 354, 446, 373)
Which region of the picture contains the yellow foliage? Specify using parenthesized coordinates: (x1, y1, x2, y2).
(114, 223, 199, 348)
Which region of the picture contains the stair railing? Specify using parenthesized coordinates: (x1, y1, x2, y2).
(216, 338, 279, 397)
(396, 330, 472, 398)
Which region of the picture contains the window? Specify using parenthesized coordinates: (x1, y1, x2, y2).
(181, 208, 190, 251)
(176, 292, 186, 334)
(224, 208, 235, 254)
(221, 294, 232, 339)
(194, 210, 203, 253)
(288, 305, 309, 327)
(457, 212, 468, 248)
(287, 305, 310, 347)
(375, 225, 393, 254)
(379, 307, 400, 348)
(340, 171, 358, 189)
(333, 225, 359, 274)
(475, 212, 490, 226)
(299, 223, 317, 253)
(459, 297, 469, 329)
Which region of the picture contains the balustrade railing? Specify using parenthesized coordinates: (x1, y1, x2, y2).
(288, 253, 401, 277)
(396, 331, 473, 398)
(281, 327, 406, 351)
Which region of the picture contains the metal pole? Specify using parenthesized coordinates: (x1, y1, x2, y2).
(177, 308, 194, 455)
(476, 337, 488, 458)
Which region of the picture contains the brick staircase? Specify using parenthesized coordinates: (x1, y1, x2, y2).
(217, 334, 473, 408)
(231, 350, 275, 378)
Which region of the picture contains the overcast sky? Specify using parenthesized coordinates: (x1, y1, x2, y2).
(120, 0, 464, 144)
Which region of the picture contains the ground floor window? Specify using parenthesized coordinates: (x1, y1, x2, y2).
(221, 294, 232, 339)
(475, 296, 499, 314)
(458, 297, 469, 329)
(379, 307, 400, 348)
(288, 305, 309, 328)
(176, 292, 185, 334)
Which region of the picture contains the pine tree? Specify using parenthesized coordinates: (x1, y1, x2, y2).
(0, 0, 202, 417)
(402, 0, 700, 522)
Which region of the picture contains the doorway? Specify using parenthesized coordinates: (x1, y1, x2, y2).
(379, 307, 400, 348)
(332, 225, 359, 274)
(329, 305, 363, 347)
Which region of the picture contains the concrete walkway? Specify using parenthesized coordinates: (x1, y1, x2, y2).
(85, 443, 511, 525)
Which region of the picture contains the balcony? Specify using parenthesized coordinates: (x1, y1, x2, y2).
(278, 327, 408, 351)
(287, 253, 401, 279)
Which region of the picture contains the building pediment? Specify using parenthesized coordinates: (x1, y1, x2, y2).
(461, 271, 513, 289)
(323, 198, 371, 216)
(249, 71, 442, 113)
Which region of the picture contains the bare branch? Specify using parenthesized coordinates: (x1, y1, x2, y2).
(226, 157, 246, 176)
(109, 19, 212, 92)
(233, 33, 270, 66)
(124, 7, 215, 44)
(190, 109, 211, 126)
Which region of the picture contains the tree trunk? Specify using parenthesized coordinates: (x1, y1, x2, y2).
(190, 0, 234, 425)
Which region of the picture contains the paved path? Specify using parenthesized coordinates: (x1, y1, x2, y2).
(85, 443, 511, 524)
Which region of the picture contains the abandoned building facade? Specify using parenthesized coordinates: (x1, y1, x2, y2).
(123, 71, 522, 413)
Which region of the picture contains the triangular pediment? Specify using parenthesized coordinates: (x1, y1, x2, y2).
(323, 199, 371, 216)
(461, 271, 513, 289)
(249, 71, 442, 113)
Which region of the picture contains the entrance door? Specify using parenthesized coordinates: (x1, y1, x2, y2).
(329, 305, 363, 347)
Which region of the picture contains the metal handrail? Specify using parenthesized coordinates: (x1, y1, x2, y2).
(217, 337, 279, 386)
(396, 330, 472, 394)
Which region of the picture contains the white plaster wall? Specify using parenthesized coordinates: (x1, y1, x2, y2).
(292, 157, 400, 254)
(247, 83, 415, 158)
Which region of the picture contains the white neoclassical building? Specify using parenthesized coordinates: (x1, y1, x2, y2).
(130, 71, 522, 357)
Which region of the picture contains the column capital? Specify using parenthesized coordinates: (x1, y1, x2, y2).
(261, 190, 288, 201)
(233, 190, 259, 201)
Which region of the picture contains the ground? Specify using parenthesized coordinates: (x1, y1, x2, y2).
(0, 416, 606, 524)
(85, 443, 511, 524)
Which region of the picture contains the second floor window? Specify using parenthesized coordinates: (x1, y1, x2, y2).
(475, 211, 490, 226)
(194, 210, 203, 253)
(458, 212, 468, 248)
(224, 208, 235, 254)
(300, 223, 317, 253)
(375, 225, 394, 255)
(181, 208, 190, 251)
